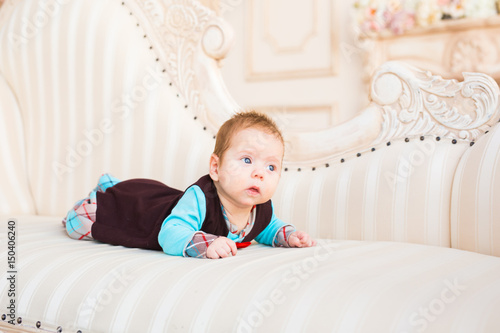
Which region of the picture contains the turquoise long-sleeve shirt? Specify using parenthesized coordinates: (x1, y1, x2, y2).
(158, 185, 292, 256)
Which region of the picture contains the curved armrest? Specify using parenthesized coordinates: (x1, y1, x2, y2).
(283, 61, 500, 168)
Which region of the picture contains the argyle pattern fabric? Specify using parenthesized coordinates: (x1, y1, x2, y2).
(275, 225, 296, 248)
(184, 232, 220, 258)
(62, 173, 120, 240)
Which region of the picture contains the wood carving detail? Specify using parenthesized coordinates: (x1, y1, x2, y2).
(449, 35, 497, 75)
(371, 61, 500, 144)
(136, 0, 220, 129)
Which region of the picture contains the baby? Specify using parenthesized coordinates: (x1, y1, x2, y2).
(63, 111, 316, 258)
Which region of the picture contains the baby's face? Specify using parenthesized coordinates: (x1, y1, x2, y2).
(213, 127, 284, 209)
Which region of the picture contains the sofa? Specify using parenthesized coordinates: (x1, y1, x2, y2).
(1, 0, 500, 332)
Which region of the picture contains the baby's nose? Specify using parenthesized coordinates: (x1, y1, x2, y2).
(252, 168, 264, 179)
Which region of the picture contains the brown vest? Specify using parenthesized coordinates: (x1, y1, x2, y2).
(93, 174, 273, 250)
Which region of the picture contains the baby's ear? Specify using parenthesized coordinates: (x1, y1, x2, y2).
(209, 153, 220, 181)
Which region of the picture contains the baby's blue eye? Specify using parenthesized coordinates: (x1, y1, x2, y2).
(242, 157, 251, 164)
(268, 165, 275, 172)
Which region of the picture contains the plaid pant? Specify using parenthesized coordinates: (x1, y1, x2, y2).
(62, 173, 120, 240)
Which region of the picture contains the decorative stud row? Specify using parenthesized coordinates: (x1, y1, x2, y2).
(1, 315, 83, 332)
(282, 133, 483, 172)
(120, 1, 216, 135)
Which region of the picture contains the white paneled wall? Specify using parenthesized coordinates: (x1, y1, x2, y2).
(219, 0, 367, 132)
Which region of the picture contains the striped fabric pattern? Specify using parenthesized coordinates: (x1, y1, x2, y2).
(1, 216, 500, 332)
(0, 72, 35, 215)
(274, 138, 469, 247)
(0, 0, 216, 217)
(451, 122, 500, 256)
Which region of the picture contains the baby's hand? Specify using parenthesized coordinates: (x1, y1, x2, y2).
(206, 237, 237, 259)
(288, 231, 316, 248)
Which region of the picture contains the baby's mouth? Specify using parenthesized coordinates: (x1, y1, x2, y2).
(247, 186, 260, 195)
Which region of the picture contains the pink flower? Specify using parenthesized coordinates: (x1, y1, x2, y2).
(360, 6, 388, 33)
(362, 19, 383, 33)
(389, 10, 416, 35)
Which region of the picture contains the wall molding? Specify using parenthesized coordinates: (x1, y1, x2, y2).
(245, 0, 338, 81)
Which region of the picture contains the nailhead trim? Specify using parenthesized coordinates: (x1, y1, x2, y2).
(120, 0, 218, 136)
(288, 134, 474, 172)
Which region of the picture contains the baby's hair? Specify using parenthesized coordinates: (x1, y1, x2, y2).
(213, 110, 284, 161)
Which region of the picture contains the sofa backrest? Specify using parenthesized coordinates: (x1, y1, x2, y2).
(274, 137, 469, 247)
(0, 0, 237, 216)
(452, 121, 500, 256)
(0, 71, 35, 214)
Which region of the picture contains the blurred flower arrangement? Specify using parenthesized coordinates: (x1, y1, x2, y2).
(354, 0, 500, 36)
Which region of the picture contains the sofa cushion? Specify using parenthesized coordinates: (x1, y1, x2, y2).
(2, 215, 500, 332)
(451, 122, 500, 256)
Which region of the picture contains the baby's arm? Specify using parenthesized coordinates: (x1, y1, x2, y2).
(159, 186, 221, 258)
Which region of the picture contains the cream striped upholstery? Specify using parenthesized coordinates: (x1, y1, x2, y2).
(0, 72, 35, 215)
(2, 216, 500, 332)
(451, 122, 500, 256)
(275, 138, 469, 247)
(0, 0, 217, 216)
